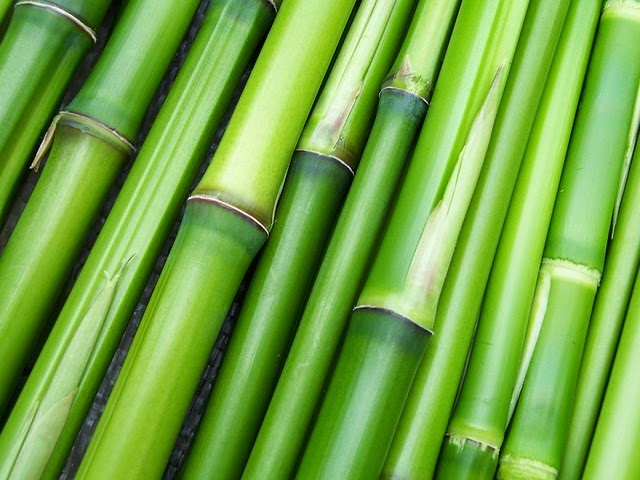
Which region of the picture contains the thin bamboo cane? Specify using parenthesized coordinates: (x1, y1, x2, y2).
(0, 0, 202, 416)
(434, 1, 599, 477)
(243, 1, 460, 477)
(0, 0, 276, 477)
(178, 0, 416, 477)
(582, 254, 640, 479)
(74, 1, 356, 477)
(0, 0, 113, 227)
(498, 2, 640, 477)
(296, 66, 507, 478)
(561, 61, 640, 480)
(383, 0, 579, 475)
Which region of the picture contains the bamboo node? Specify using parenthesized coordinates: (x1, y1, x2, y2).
(187, 194, 270, 237)
(540, 257, 601, 287)
(444, 433, 500, 457)
(498, 454, 558, 480)
(14, 1, 97, 42)
(295, 149, 355, 177)
(352, 305, 435, 336)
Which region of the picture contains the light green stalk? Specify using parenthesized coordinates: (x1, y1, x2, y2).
(383, 0, 584, 476)
(582, 260, 640, 479)
(178, 0, 416, 478)
(74, 1, 356, 477)
(561, 58, 640, 480)
(0, 0, 113, 227)
(295, 63, 507, 479)
(434, 1, 599, 478)
(0, 0, 276, 477)
(244, 1, 460, 477)
(0, 0, 202, 417)
(498, 3, 640, 478)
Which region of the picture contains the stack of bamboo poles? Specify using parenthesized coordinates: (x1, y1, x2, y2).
(1, 0, 640, 478)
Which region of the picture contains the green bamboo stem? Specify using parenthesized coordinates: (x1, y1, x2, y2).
(383, 0, 585, 476)
(561, 58, 640, 480)
(582, 264, 640, 479)
(0, 0, 113, 227)
(243, 1, 460, 477)
(296, 64, 506, 479)
(434, 1, 598, 478)
(498, 3, 640, 478)
(74, 1, 356, 477)
(178, 0, 415, 477)
(0, 0, 202, 417)
(0, 0, 275, 477)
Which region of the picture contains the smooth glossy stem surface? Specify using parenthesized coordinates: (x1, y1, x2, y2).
(0, 0, 275, 476)
(0, 0, 112, 226)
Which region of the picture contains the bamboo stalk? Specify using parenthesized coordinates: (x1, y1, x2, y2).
(382, 0, 582, 475)
(561, 51, 640, 480)
(0, 0, 113, 227)
(295, 64, 507, 478)
(74, 1, 356, 477)
(243, 0, 460, 477)
(177, 0, 416, 478)
(498, 3, 640, 477)
(582, 255, 640, 479)
(433, 1, 599, 478)
(0, 0, 202, 417)
(0, 0, 276, 477)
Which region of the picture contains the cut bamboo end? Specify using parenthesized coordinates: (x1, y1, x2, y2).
(498, 455, 557, 480)
(14, 1, 97, 42)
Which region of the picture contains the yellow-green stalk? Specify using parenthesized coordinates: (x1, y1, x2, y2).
(498, 2, 640, 478)
(433, 1, 599, 477)
(582, 253, 640, 479)
(561, 45, 640, 480)
(0, 0, 113, 226)
(0, 0, 276, 477)
(243, 1, 460, 477)
(74, 1, 356, 477)
(178, 0, 416, 477)
(383, 1, 581, 477)
(0, 0, 202, 417)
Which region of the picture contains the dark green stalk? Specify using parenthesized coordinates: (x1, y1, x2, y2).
(561, 45, 640, 480)
(244, 0, 460, 477)
(0, 0, 275, 477)
(74, 1, 356, 477)
(582, 258, 640, 478)
(296, 63, 507, 478)
(433, 1, 598, 478)
(0, 0, 113, 226)
(0, 0, 202, 416)
(498, 3, 640, 477)
(178, 0, 416, 478)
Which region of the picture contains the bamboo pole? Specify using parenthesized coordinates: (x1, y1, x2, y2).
(0, 0, 276, 477)
(243, 1, 460, 477)
(74, 1, 357, 477)
(383, 0, 579, 475)
(433, 1, 600, 478)
(498, 2, 640, 477)
(178, 0, 417, 477)
(0, 0, 113, 227)
(582, 252, 640, 478)
(0, 0, 202, 416)
(296, 65, 507, 478)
